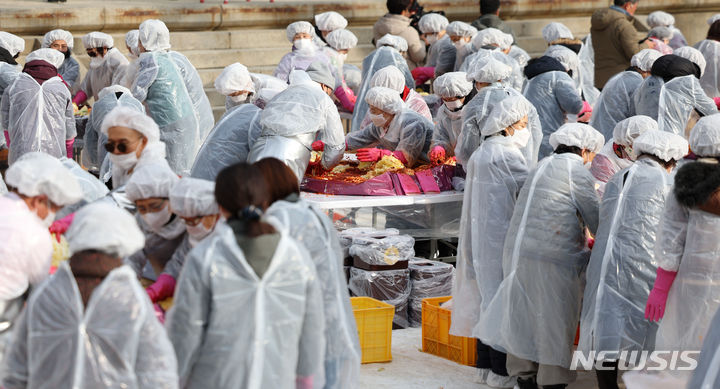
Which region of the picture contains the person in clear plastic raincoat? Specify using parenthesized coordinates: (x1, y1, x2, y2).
(417, 13, 455, 81)
(191, 104, 263, 180)
(451, 96, 532, 389)
(428, 72, 473, 162)
(648, 10, 688, 49)
(1, 48, 75, 164)
(83, 85, 145, 172)
(41, 29, 79, 90)
(522, 55, 586, 158)
(169, 177, 220, 249)
(0, 32, 24, 99)
(166, 162, 325, 389)
(545, 41, 601, 106)
(476, 123, 604, 388)
(132, 19, 214, 176)
(354, 65, 430, 133)
(634, 54, 700, 121)
(688, 308, 720, 389)
(249, 62, 345, 184)
(579, 129, 688, 388)
(56, 157, 109, 219)
(324, 29, 359, 112)
(457, 55, 542, 169)
(99, 105, 168, 189)
(120, 29, 141, 88)
(644, 114, 720, 354)
(346, 86, 433, 167)
(72, 32, 129, 105)
(215, 62, 256, 112)
(2, 202, 178, 389)
(696, 20, 720, 98)
(0, 152, 82, 365)
(590, 49, 660, 140)
(446, 21, 478, 71)
(274, 21, 333, 83)
(460, 28, 522, 91)
(255, 157, 360, 389)
(314, 11, 347, 45)
(657, 73, 717, 137)
(125, 163, 187, 304)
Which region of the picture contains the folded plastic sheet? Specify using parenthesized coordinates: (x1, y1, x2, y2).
(339, 227, 400, 259)
(407, 259, 455, 327)
(349, 235, 416, 266)
(348, 267, 411, 328)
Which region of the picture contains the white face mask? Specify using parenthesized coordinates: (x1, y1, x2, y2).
(511, 127, 530, 148)
(142, 205, 172, 231)
(426, 35, 438, 45)
(109, 151, 139, 171)
(370, 113, 388, 128)
(444, 99, 463, 111)
(230, 93, 249, 103)
(453, 40, 467, 50)
(186, 222, 215, 247)
(89, 56, 105, 69)
(293, 38, 315, 52)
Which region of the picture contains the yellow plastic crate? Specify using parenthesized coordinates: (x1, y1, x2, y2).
(421, 296, 477, 366)
(350, 297, 394, 364)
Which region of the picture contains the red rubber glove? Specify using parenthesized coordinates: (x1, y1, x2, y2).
(391, 150, 408, 165)
(49, 213, 75, 243)
(411, 66, 435, 85)
(146, 274, 177, 303)
(645, 267, 678, 322)
(429, 145, 446, 165)
(577, 101, 593, 123)
(296, 376, 314, 389)
(72, 90, 88, 106)
(311, 140, 325, 151)
(714, 97, 720, 110)
(65, 139, 74, 159)
(154, 303, 166, 324)
(357, 148, 391, 162)
(4, 130, 9, 147)
(334, 85, 356, 113)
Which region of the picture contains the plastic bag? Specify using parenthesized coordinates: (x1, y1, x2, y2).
(408, 259, 455, 327)
(348, 267, 411, 328)
(349, 235, 415, 266)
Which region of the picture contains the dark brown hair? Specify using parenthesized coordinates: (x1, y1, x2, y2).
(708, 20, 720, 42)
(253, 158, 300, 204)
(215, 162, 275, 237)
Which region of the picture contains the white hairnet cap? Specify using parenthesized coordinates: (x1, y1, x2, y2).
(544, 44, 579, 72)
(674, 46, 706, 76)
(251, 73, 288, 93)
(98, 85, 133, 100)
(709, 14, 720, 26)
(433, 72, 473, 98)
(419, 13, 449, 34)
(550, 123, 605, 153)
(649, 26, 674, 40)
(126, 163, 180, 201)
(42, 29, 73, 50)
(468, 55, 513, 83)
(6, 152, 83, 206)
(286, 21, 314, 42)
(481, 95, 533, 136)
(0, 32, 25, 56)
(446, 21, 477, 37)
(101, 105, 161, 143)
(473, 27, 513, 50)
(214, 63, 255, 96)
(366, 86, 404, 115)
(305, 60, 336, 88)
(326, 29, 358, 50)
(66, 202, 145, 258)
(633, 130, 688, 162)
(139, 19, 171, 52)
(314, 11, 347, 31)
(169, 177, 219, 217)
(613, 115, 658, 147)
(82, 32, 113, 49)
(648, 11, 675, 27)
(690, 114, 720, 157)
(125, 30, 140, 56)
(542, 22, 574, 44)
(370, 65, 405, 93)
(631, 49, 662, 72)
(25, 48, 64, 69)
(376, 34, 408, 52)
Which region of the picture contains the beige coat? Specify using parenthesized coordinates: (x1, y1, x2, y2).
(373, 13, 426, 69)
(591, 7, 648, 89)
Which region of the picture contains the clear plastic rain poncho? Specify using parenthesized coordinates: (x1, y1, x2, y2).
(351, 46, 414, 132)
(476, 126, 601, 368)
(166, 222, 326, 389)
(546, 43, 601, 106)
(191, 104, 262, 180)
(450, 97, 530, 337)
(0, 62, 19, 99)
(634, 75, 665, 121)
(648, 11, 688, 49)
(523, 57, 584, 158)
(214, 62, 255, 111)
(79, 32, 129, 101)
(120, 30, 141, 88)
(578, 131, 688, 364)
(56, 157, 110, 219)
(0, 32, 24, 98)
(274, 21, 333, 83)
(431, 72, 473, 156)
(508, 45, 531, 69)
(449, 23, 480, 71)
(169, 50, 214, 146)
(578, 34, 600, 105)
(41, 29, 79, 89)
(1, 69, 75, 164)
(652, 116, 720, 353)
(657, 75, 718, 137)
(352, 61, 417, 133)
(460, 47, 524, 92)
(249, 78, 345, 183)
(688, 309, 720, 389)
(267, 198, 360, 389)
(323, 29, 358, 86)
(419, 14, 455, 77)
(696, 39, 720, 98)
(82, 85, 145, 171)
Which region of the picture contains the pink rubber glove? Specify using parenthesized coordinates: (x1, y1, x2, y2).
(411, 66, 435, 85)
(357, 148, 391, 162)
(391, 150, 408, 165)
(49, 213, 75, 243)
(429, 145, 446, 165)
(72, 90, 88, 106)
(334, 85, 356, 113)
(311, 140, 325, 151)
(577, 101, 593, 123)
(65, 139, 74, 159)
(146, 274, 177, 303)
(4, 130, 9, 147)
(714, 97, 720, 110)
(296, 376, 314, 389)
(645, 267, 678, 322)
(154, 303, 166, 324)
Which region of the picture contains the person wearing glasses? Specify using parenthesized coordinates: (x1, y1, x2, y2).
(100, 105, 169, 189)
(72, 32, 129, 106)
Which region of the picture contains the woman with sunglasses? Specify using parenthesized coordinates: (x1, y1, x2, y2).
(100, 105, 168, 189)
(72, 32, 129, 106)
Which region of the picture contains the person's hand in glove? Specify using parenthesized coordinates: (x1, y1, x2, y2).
(296, 376, 314, 389)
(411, 66, 435, 86)
(311, 140, 325, 152)
(146, 274, 177, 303)
(357, 148, 391, 162)
(49, 213, 75, 243)
(66, 139, 74, 159)
(645, 267, 678, 321)
(429, 146, 446, 165)
(154, 303, 166, 324)
(714, 97, 720, 110)
(577, 101, 593, 123)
